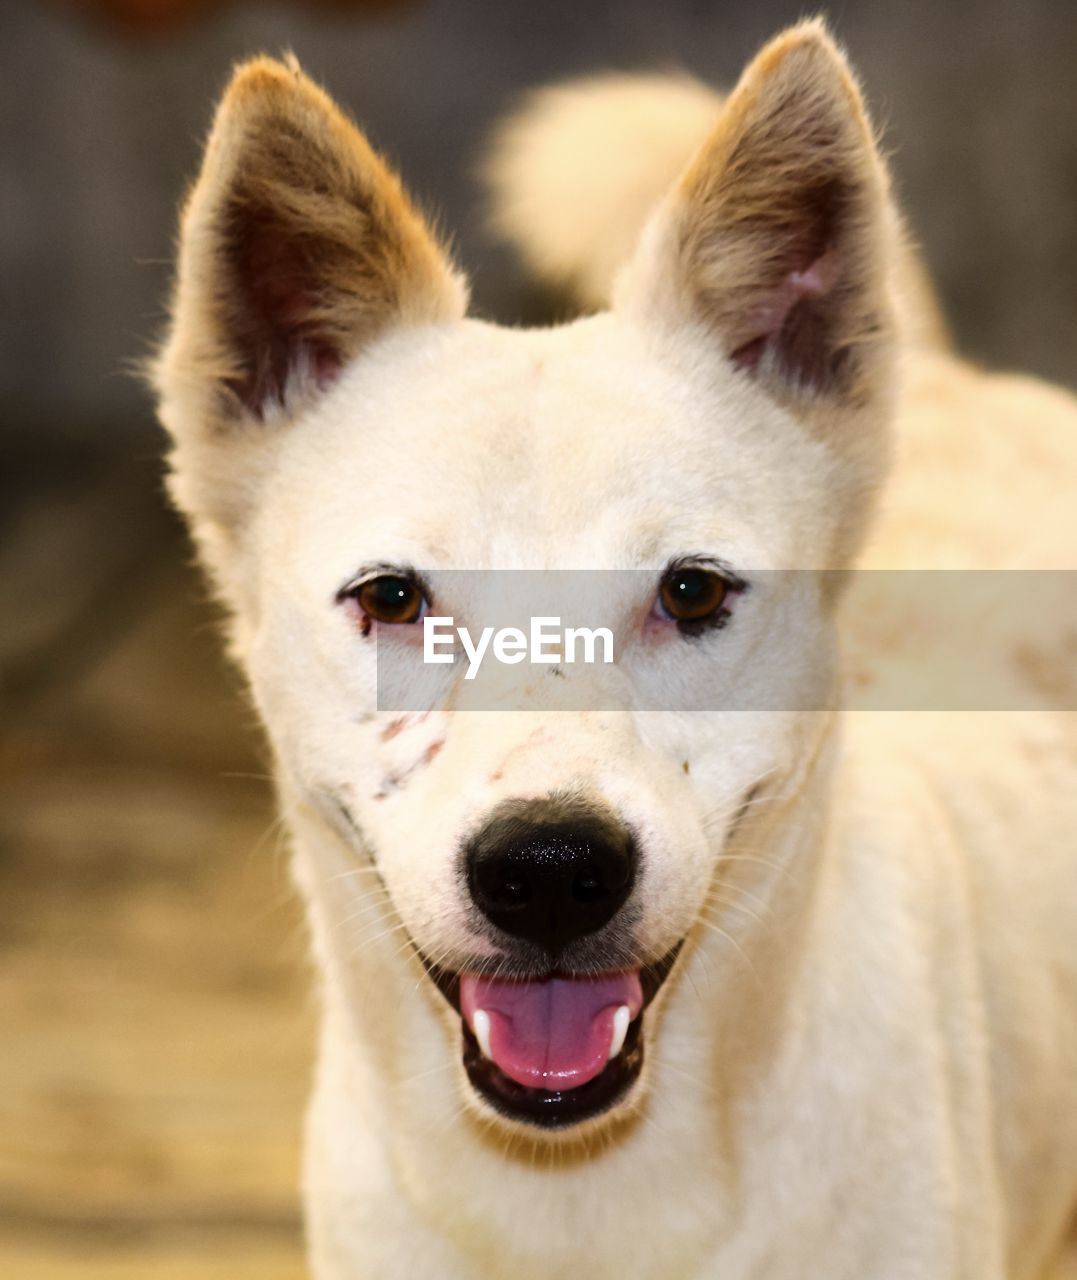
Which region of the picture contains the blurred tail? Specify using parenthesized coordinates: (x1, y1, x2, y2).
(484, 72, 723, 312)
(484, 70, 949, 348)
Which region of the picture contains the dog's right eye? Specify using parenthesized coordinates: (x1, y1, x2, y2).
(349, 575, 427, 627)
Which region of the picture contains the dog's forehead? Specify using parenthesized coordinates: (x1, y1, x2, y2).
(266, 314, 817, 576)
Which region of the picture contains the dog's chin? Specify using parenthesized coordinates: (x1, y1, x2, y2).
(419, 946, 681, 1131)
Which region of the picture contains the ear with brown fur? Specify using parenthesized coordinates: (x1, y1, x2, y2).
(155, 55, 467, 432)
(617, 21, 896, 427)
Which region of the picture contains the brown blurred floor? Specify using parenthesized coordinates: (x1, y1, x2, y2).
(0, 445, 312, 1277)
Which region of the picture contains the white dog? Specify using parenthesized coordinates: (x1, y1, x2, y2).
(153, 21, 1077, 1278)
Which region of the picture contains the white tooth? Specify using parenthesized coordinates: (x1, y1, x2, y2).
(473, 1009, 493, 1060)
(608, 1005, 631, 1062)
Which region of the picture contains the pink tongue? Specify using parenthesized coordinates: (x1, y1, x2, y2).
(459, 970, 643, 1091)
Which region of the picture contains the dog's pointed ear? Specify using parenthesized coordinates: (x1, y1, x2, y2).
(616, 22, 895, 420)
(155, 56, 467, 428)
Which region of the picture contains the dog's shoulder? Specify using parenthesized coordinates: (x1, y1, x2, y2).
(865, 349, 1077, 571)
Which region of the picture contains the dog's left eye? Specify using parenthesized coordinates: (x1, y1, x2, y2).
(349, 575, 427, 626)
(655, 567, 731, 628)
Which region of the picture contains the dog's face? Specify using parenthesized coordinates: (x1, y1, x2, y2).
(156, 29, 896, 1134)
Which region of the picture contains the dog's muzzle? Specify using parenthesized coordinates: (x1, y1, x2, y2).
(420, 796, 679, 1128)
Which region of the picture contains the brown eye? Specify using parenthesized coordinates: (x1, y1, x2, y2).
(658, 567, 729, 624)
(355, 575, 426, 625)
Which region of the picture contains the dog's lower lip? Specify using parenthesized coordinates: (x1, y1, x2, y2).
(419, 946, 682, 1129)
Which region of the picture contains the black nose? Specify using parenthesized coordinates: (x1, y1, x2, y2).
(465, 798, 637, 953)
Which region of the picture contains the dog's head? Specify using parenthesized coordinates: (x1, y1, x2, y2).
(155, 25, 897, 1135)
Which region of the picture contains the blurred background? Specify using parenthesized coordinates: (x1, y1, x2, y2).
(1, 1, 1074, 1276)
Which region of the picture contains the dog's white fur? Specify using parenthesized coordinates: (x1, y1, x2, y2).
(154, 22, 1077, 1279)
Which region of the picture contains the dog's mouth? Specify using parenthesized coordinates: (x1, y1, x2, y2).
(421, 947, 680, 1129)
